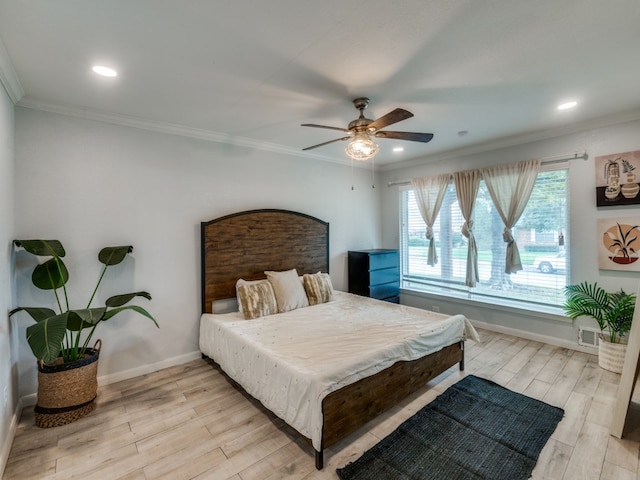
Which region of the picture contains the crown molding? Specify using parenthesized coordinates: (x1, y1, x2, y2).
(16, 96, 363, 167)
(380, 109, 640, 172)
(19, 95, 640, 175)
(0, 36, 24, 103)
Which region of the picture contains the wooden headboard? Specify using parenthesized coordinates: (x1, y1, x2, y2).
(201, 209, 330, 313)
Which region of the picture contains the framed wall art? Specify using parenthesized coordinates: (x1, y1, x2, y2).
(597, 217, 640, 271)
(596, 150, 640, 207)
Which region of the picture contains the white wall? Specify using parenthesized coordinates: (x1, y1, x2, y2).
(13, 107, 381, 397)
(381, 118, 640, 348)
(0, 85, 16, 472)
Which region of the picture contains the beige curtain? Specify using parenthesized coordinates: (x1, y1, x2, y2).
(453, 170, 481, 287)
(482, 159, 541, 274)
(411, 174, 450, 266)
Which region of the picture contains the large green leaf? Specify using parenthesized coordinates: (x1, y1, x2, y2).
(32, 257, 69, 290)
(603, 290, 636, 341)
(26, 313, 69, 362)
(66, 308, 107, 331)
(564, 282, 609, 320)
(14, 239, 66, 258)
(103, 305, 158, 327)
(9, 306, 56, 322)
(106, 291, 152, 307)
(98, 246, 133, 266)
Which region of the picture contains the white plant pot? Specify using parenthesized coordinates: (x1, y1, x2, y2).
(598, 335, 627, 374)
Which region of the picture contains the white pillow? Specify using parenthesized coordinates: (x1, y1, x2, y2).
(265, 269, 309, 313)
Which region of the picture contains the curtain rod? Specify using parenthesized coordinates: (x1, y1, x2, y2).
(386, 150, 588, 187)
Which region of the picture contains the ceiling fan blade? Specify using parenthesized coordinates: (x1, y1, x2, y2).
(301, 123, 350, 133)
(374, 131, 434, 143)
(366, 108, 414, 132)
(302, 136, 351, 151)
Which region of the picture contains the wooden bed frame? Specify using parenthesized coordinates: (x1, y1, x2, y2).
(200, 209, 464, 469)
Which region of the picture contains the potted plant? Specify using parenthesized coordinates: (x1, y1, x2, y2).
(10, 240, 158, 427)
(563, 281, 635, 373)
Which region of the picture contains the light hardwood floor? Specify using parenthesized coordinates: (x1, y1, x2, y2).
(4, 328, 640, 479)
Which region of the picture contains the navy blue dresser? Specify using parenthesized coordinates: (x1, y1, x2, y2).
(348, 249, 399, 303)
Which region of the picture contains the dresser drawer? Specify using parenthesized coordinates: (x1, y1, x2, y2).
(369, 251, 398, 270)
(369, 267, 399, 286)
(385, 295, 400, 304)
(370, 281, 400, 300)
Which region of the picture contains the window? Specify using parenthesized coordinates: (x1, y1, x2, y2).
(400, 167, 569, 309)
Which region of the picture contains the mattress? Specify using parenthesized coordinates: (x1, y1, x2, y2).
(199, 291, 479, 450)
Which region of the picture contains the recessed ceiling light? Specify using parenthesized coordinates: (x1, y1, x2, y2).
(92, 65, 118, 77)
(393, 146, 404, 152)
(557, 101, 577, 110)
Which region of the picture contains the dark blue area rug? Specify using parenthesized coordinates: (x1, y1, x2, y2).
(336, 375, 564, 480)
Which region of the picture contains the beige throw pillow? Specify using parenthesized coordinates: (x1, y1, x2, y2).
(265, 269, 309, 312)
(235, 278, 269, 314)
(303, 272, 334, 305)
(236, 281, 278, 319)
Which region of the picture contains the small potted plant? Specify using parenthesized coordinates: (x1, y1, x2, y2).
(10, 240, 158, 427)
(563, 281, 635, 373)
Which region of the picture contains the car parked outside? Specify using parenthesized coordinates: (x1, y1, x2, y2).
(533, 251, 566, 274)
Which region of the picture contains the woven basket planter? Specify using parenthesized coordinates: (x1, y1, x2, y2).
(34, 340, 101, 428)
(598, 335, 627, 374)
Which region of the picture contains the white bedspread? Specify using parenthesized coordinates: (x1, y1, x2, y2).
(199, 291, 479, 451)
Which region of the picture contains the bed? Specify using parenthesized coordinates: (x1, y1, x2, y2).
(199, 209, 478, 469)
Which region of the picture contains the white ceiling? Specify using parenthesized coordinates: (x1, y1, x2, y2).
(1, 0, 639, 167)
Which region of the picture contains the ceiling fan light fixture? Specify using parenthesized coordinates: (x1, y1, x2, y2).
(301, 98, 432, 157)
(345, 133, 379, 161)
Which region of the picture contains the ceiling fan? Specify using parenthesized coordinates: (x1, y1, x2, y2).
(301, 97, 434, 160)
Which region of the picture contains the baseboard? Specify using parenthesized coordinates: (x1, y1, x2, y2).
(0, 396, 25, 478)
(19, 393, 36, 407)
(469, 319, 598, 355)
(96, 350, 203, 386)
(18, 350, 203, 408)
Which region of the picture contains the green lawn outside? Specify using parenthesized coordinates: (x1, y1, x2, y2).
(420, 247, 540, 265)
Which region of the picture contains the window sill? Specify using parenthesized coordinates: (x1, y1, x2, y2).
(400, 286, 571, 324)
